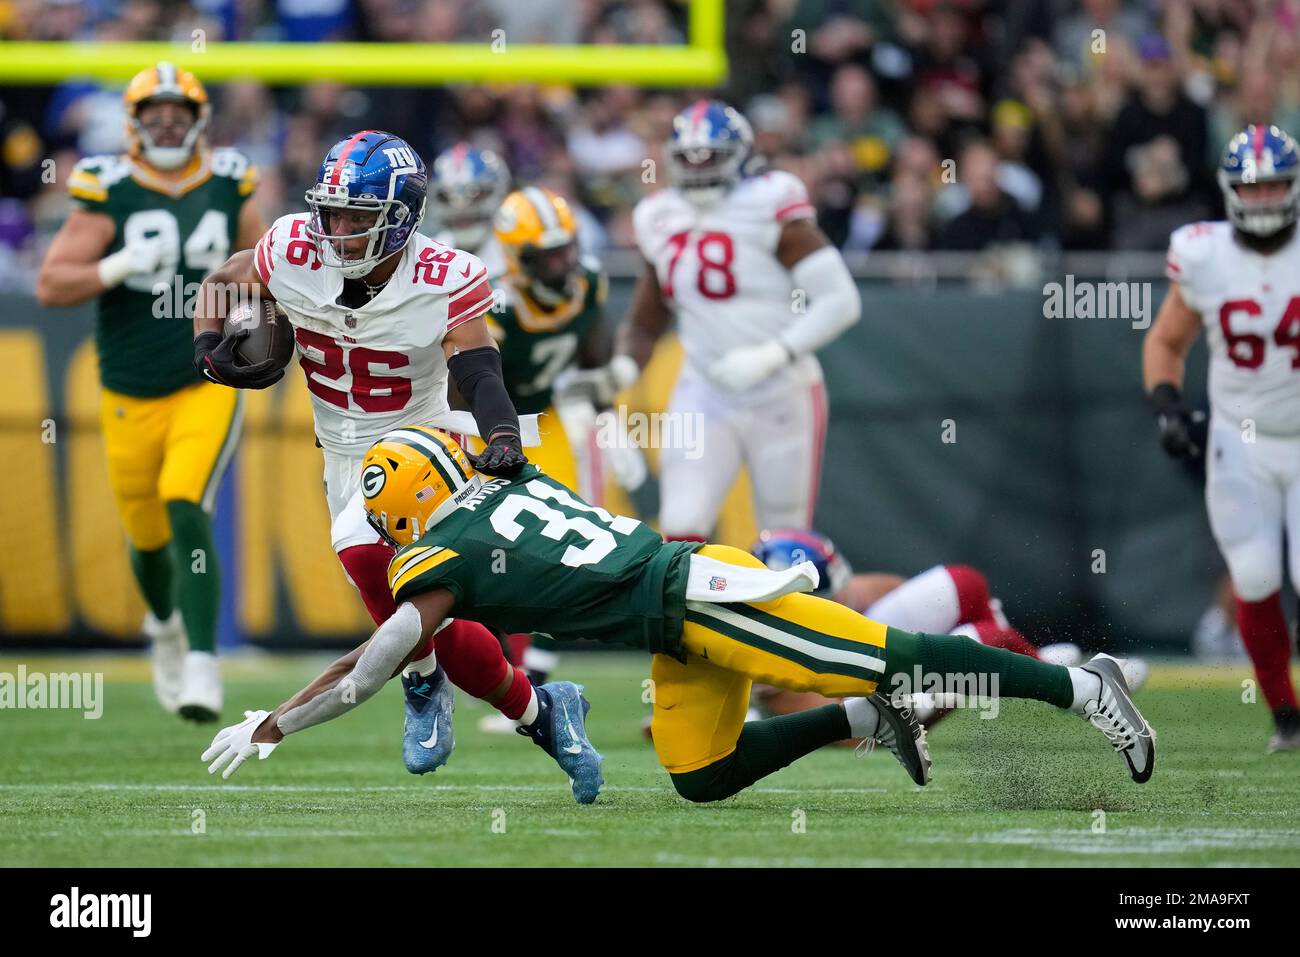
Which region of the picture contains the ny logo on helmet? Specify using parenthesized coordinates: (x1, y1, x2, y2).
(383, 145, 419, 174)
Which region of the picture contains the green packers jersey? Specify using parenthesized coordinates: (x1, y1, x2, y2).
(68, 148, 256, 397)
(388, 465, 700, 656)
(488, 259, 607, 415)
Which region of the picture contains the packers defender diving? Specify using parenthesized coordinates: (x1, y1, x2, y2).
(202, 428, 1157, 798)
(37, 62, 264, 721)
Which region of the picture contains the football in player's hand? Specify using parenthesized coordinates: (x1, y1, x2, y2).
(223, 299, 294, 370)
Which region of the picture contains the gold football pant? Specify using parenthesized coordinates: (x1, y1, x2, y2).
(650, 545, 888, 774)
(99, 381, 244, 550)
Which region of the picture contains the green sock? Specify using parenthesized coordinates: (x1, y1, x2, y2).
(883, 627, 1073, 709)
(669, 704, 851, 803)
(129, 544, 174, 621)
(165, 500, 220, 654)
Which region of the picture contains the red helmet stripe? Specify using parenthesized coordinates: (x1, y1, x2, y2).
(330, 129, 377, 186)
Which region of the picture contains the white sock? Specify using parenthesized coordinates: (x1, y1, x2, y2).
(1068, 667, 1101, 714)
(406, 650, 437, 677)
(518, 685, 539, 726)
(843, 697, 881, 738)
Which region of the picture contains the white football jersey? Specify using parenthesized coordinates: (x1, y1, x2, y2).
(632, 171, 821, 393)
(1168, 221, 1300, 437)
(432, 229, 507, 283)
(255, 212, 493, 455)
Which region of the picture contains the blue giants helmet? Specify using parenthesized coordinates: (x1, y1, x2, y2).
(668, 99, 754, 205)
(1218, 124, 1300, 237)
(305, 130, 428, 279)
(430, 143, 511, 251)
(752, 528, 853, 598)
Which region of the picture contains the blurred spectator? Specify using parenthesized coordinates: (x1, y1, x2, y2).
(1053, 0, 1149, 73)
(808, 64, 906, 183)
(936, 139, 1039, 250)
(1102, 34, 1211, 237)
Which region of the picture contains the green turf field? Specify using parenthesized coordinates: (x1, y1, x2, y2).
(1, 652, 1298, 867)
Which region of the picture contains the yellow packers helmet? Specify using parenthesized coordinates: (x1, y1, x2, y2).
(124, 62, 210, 171)
(493, 186, 582, 307)
(360, 426, 481, 547)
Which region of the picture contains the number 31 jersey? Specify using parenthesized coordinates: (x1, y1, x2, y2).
(1168, 220, 1300, 437)
(388, 464, 701, 656)
(255, 213, 494, 456)
(632, 171, 818, 393)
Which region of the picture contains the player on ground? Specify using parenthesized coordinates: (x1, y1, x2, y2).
(752, 529, 1149, 728)
(557, 100, 861, 541)
(191, 131, 601, 795)
(36, 62, 263, 721)
(1144, 124, 1300, 753)
(200, 427, 1158, 798)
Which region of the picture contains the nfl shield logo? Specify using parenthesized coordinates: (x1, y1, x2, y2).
(708, 576, 727, 592)
(345, 313, 357, 329)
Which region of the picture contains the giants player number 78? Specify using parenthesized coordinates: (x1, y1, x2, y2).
(555, 100, 862, 541)
(1143, 124, 1300, 753)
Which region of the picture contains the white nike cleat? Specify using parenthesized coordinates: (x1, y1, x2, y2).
(1079, 653, 1156, 783)
(143, 611, 187, 713)
(477, 712, 519, 735)
(177, 650, 223, 723)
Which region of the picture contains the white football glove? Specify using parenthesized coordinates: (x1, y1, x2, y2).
(707, 340, 792, 392)
(552, 354, 639, 407)
(202, 710, 279, 780)
(96, 235, 167, 288)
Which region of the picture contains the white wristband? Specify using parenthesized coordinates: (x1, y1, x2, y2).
(96, 246, 136, 289)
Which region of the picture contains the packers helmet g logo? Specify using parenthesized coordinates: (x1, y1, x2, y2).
(360, 426, 480, 548)
(361, 463, 387, 499)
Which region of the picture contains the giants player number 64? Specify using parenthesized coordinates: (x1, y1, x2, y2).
(558, 100, 862, 541)
(1144, 124, 1300, 753)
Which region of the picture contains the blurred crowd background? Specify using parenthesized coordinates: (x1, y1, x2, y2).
(2, 0, 1300, 292)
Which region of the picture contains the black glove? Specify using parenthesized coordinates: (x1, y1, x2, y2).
(194, 330, 285, 390)
(1150, 383, 1200, 461)
(469, 434, 528, 476)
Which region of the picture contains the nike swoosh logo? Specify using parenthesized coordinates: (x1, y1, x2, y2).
(560, 702, 583, 754)
(461, 263, 473, 277)
(419, 717, 439, 749)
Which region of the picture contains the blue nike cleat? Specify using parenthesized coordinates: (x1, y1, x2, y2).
(519, 681, 604, 804)
(402, 665, 455, 774)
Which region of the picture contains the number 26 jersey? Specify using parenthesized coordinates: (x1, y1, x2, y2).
(255, 212, 494, 456)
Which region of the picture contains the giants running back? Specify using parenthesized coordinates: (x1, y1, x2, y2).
(253, 211, 491, 458)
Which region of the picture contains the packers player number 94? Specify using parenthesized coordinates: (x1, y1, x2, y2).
(36, 61, 267, 723)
